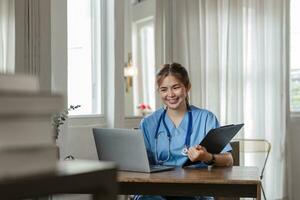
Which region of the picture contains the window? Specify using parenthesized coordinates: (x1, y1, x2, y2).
(67, 0, 102, 115)
(124, 0, 156, 117)
(290, 0, 300, 112)
(133, 19, 155, 115)
(0, 0, 15, 73)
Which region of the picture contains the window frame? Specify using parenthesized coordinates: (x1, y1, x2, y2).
(127, 0, 156, 117)
(289, 0, 300, 116)
(67, 0, 104, 117)
(52, 0, 107, 127)
(134, 18, 155, 115)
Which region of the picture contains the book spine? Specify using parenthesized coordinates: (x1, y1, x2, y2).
(0, 116, 55, 147)
(0, 95, 64, 115)
(0, 145, 57, 178)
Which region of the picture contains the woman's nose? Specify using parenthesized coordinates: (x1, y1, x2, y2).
(167, 89, 175, 96)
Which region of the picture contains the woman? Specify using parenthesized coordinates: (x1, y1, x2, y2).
(134, 63, 233, 200)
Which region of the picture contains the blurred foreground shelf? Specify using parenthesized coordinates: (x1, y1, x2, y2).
(0, 160, 117, 200)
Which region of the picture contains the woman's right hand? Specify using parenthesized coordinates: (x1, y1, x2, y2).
(187, 145, 212, 163)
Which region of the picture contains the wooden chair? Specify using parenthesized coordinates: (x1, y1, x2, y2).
(230, 141, 240, 166)
(230, 139, 271, 200)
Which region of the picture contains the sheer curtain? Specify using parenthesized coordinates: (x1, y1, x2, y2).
(0, 0, 14, 73)
(155, 0, 288, 199)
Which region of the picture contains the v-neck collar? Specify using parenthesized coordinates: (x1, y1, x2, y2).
(164, 111, 189, 132)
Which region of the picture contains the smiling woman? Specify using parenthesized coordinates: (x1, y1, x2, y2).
(0, 0, 15, 73)
(135, 63, 233, 200)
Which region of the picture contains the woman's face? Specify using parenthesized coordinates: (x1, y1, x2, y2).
(158, 75, 189, 111)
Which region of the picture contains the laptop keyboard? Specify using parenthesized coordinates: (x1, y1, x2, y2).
(149, 165, 175, 172)
(150, 165, 165, 169)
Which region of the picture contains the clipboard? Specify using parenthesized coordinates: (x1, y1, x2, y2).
(183, 123, 244, 167)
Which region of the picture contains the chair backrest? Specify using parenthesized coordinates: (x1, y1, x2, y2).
(230, 139, 271, 179)
(231, 139, 271, 200)
(235, 139, 271, 180)
(230, 141, 240, 166)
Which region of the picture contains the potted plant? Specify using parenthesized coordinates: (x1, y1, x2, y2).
(137, 103, 152, 116)
(52, 105, 81, 140)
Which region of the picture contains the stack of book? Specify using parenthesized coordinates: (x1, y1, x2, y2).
(0, 74, 64, 177)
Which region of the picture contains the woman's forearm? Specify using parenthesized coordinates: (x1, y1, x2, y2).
(213, 152, 233, 167)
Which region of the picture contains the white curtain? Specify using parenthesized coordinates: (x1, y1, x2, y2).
(0, 0, 15, 73)
(155, 0, 288, 199)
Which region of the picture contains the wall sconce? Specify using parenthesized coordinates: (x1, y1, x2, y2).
(124, 53, 137, 93)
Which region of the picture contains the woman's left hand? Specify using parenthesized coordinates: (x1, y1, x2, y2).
(187, 145, 212, 162)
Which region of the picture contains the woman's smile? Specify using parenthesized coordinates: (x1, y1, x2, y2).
(167, 97, 179, 104)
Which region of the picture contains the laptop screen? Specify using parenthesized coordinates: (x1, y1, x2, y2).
(93, 128, 151, 172)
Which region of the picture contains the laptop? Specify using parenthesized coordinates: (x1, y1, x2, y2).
(93, 128, 175, 173)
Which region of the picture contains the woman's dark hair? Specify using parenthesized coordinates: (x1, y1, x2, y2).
(156, 62, 191, 89)
(156, 63, 191, 105)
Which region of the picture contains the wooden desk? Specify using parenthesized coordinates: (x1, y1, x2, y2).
(0, 160, 117, 200)
(118, 166, 261, 199)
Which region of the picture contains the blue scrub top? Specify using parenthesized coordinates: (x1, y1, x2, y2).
(139, 105, 232, 167)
